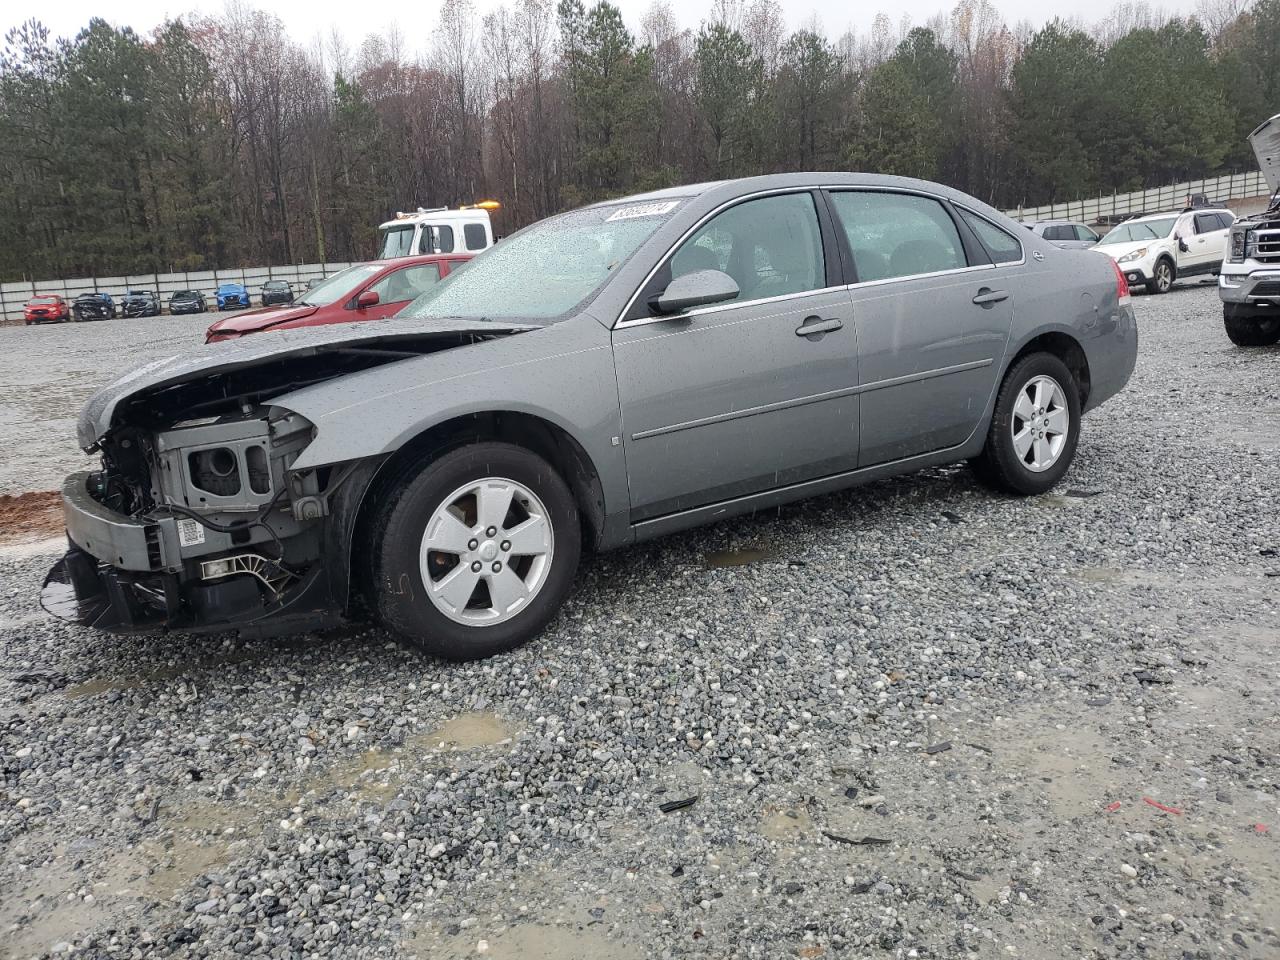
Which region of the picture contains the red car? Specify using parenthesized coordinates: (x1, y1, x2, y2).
(204, 254, 471, 343)
(24, 295, 70, 325)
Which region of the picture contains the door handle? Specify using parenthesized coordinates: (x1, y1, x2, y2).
(972, 288, 1009, 306)
(795, 316, 843, 338)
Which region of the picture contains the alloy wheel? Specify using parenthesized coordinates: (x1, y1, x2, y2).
(1010, 375, 1070, 472)
(419, 477, 554, 626)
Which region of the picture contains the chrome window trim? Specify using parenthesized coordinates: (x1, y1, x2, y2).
(614, 184, 1027, 330)
(617, 285, 850, 330)
(614, 186, 834, 329)
(845, 263, 994, 291)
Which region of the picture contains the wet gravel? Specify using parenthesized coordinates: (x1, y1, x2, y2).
(2, 283, 1279, 959)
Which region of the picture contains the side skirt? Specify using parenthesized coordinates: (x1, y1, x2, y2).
(630, 438, 984, 544)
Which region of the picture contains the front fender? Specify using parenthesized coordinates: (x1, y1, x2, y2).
(276, 314, 630, 538)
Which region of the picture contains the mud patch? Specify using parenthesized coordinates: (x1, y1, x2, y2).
(411, 711, 517, 751)
(705, 544, 774, 568)
(0, 490, 62, 546)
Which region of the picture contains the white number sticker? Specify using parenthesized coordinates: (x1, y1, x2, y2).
(177, 518, 206, 547)
(605, 200, 680, 222)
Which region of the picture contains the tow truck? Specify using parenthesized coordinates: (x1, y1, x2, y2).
(375, 202, 500, 259)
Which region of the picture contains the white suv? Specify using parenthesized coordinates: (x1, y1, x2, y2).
(1096, 208, 1234, 295)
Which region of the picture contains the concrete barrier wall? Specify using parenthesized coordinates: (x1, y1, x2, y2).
(1004, 171, 1271, 225)
(1, 262, 356, 323)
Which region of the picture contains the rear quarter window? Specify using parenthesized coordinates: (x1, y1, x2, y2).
(959, 209, 1023, 264)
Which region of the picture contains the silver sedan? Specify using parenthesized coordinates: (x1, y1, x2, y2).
(47, 173, 1138, 659)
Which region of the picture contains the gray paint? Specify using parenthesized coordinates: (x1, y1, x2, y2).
(79, 173, 1138, 553)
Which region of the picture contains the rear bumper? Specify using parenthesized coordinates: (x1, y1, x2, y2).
(1219, 267, 1280, 305)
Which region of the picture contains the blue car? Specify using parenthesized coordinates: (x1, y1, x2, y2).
(215, 283, 250, 310)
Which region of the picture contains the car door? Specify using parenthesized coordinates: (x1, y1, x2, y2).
(360, 262, 444, 318)
(826, 189, 1016, 466)
(1186, 212, 1230, 272)
(611, 190, 859, 522)
(1074, 224, 1100, 248)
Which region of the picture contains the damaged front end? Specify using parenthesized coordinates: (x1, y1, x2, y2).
(43, 405, 345, 635)
(44, 317, 536, 636)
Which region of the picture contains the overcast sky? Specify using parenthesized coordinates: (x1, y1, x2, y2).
(13, 0, 1198, 56)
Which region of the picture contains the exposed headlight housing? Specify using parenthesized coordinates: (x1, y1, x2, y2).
(1117, 247, 1148, 264)
(1229, 227, 1250, 263)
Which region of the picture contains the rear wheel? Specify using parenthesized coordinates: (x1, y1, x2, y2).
(972, 352, 1081, 496)
(1145, 258, 1174, 295)
(1223, 304, 1280, 347)
(368, 442, 581, 660)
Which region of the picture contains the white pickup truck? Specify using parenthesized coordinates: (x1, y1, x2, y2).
(1218, 113, 1280, 346)
(376, 204, 499, 259)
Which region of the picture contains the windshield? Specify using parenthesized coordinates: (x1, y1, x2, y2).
(297, 263, 383, 306)
(173, 290, 199, 297)
(378, 224, 415, 259)
(1099, 217, 1177, 244)
(265, 281, 287, 289)
(31, 297, 56, 304)
(401, 201, 678, 320)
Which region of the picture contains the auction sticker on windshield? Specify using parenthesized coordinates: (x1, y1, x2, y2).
(606, 200, 680, 222)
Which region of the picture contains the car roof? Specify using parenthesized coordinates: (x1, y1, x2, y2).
(1123, 211, 1185, 223)
(1032, 219, 1081, 225)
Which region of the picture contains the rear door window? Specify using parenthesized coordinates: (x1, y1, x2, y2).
(1194, 213, 1222, 234)
(958, 209, 1023, 264)
(830, 191, 966, 281)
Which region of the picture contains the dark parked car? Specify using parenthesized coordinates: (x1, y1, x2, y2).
(169, 290, 207, 315)
(45, 173, 1137, 661)
(72, 293, 114, 321)
(261, 280, 294, 306)
(121, 290, 161, 318)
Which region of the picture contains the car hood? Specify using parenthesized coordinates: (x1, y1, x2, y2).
(1095, 239, 1159, 260)
(207, 304, 319, 335)
(78, 315, 542, 450)
(1249, 113, 1280, 194)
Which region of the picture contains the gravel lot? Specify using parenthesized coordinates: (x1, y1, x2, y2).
(2, 284, 1278, 959)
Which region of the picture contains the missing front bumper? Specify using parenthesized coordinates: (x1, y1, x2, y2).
(42, 543, 342, 637)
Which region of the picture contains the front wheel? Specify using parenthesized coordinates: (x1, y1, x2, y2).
(1224, 305, 1280, 347)
(368, 442, 581, 660)
(1145, 258, 1174, 295)
(972, 352, 1081, 496)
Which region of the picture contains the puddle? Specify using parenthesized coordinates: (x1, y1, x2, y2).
(303, 747, 402, 804)
(64, 676, 144, 698)
(433, 923, 644, 960)
(705, 544, 775, 568)
(410, 711, 517, 750)
(758, 805, 814, 842)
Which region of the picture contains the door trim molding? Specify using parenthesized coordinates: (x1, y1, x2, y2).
(630, 357, 993, 441)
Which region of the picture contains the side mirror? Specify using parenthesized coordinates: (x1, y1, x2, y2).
(356, 290, 380, 308)
(1176, 235, 1189, 253)
(652, 269, 739, 315)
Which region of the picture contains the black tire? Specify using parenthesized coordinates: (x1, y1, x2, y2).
(1145, 258, 1174, 295)
(368, 442, 581, 660)
(1223, 305, 1280, 347)
(972, 352, 1082, 496)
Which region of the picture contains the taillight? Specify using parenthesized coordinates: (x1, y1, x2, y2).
(1110, 257, 1130, 303)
